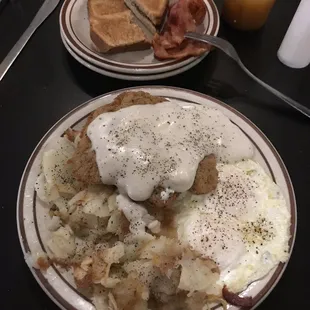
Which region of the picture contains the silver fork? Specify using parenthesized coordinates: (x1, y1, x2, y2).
(0, 0, 60, 82)
(185, 32, 310, 118)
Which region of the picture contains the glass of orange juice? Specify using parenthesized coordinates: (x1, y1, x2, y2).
(222, 0, 276, 31)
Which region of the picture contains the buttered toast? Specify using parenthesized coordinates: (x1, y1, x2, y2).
(88, 0, 150, 53)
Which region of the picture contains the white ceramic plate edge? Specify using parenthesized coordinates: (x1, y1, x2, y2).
(61, 31, 207, 80)
(59, 0, 220, 74)
(17, 87, 297, 310)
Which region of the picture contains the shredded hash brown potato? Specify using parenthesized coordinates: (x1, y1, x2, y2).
(31, 90, 293, 310)
(34, 135, 226, 310)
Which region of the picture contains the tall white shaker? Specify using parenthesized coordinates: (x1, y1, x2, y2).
(277, 0, 310, 69)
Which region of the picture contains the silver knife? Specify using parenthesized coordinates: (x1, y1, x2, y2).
(159, 6, 169, 34)
(0, 0, 60, 82)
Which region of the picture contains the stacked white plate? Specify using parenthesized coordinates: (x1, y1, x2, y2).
(59, 0, 220, 80)
(18, 86, 296, 310)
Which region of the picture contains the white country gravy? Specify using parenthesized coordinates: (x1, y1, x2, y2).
(87, 100, 254, 201)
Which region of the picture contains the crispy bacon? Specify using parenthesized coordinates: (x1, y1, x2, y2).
(153, 0, 210, 60)
(169, 0, 196, 44)
(222, 285, 254, 308)
(188, 0, 207, 24)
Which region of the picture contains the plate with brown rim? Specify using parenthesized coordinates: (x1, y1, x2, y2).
(17, 87, 296, 310)
(59, 0, 220, 75)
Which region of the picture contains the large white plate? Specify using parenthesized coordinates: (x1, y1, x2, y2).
(17, 87, 296, 310)
(61, 31, 207, 80)
(59, 0, 219, 75)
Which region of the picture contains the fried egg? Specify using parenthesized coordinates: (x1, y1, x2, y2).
(177, 159, 291, 293)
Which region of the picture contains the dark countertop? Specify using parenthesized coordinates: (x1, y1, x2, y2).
(0, 0, 309, 309)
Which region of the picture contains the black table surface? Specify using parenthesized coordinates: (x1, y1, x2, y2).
(1, 0, 309, 309)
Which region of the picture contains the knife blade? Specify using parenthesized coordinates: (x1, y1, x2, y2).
(0, 0, 60, 82)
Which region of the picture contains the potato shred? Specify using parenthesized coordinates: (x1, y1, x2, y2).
(34, 135, 227, 310)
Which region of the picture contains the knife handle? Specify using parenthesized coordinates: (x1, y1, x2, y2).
(0, 23, 38, 81)
(0, 0, 60, 82)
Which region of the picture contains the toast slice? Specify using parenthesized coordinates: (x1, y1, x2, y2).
(135, 0, 168, 25)
(89, 11, 150, 53)
(124, 0, 154, 34)
(88, 0, 150, 53)
(87, 0, 128, 18)
(125, 0, 168, 34)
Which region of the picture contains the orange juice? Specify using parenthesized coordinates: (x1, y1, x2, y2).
(222, 0, 276, 31)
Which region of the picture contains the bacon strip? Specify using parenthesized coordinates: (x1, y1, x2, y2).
(222, 285, 254, 308)
(152, 0, 210, 60)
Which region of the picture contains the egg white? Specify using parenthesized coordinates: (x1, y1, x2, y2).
(176, 159, 291, 293)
